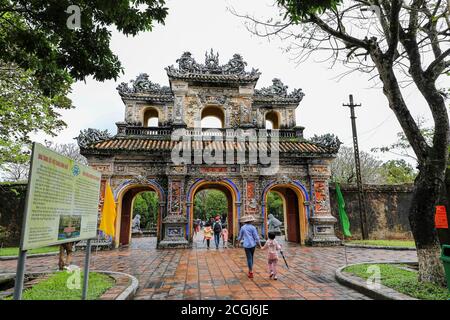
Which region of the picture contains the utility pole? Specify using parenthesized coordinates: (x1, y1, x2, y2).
(343, 94, 369, 240)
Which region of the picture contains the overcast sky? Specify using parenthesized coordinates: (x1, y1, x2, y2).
(38, 0, 448, 164)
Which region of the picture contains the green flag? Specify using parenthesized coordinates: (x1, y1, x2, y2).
(336, 182, 352, 237)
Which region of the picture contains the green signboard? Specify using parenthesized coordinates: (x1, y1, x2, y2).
(20, 143, 102, 250)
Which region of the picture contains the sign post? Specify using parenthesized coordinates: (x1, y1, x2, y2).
(81, 239, 92, 300)
(13, 250, 27, 300)
(13, 143, 101, 300)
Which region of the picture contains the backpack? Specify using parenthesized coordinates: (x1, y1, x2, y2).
(213, 221, 222, 233)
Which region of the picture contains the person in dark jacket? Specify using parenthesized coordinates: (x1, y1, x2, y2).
(213, 216, 223, 249)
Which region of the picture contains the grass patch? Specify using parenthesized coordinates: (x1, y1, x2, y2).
(3, 271, 115, 300)
(347, 240, 415, 248)
(344, 263, 450, 300)
(0, 246, 59, 257)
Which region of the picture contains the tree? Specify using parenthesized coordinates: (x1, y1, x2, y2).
(372, 117, 434, 162)
(0, 161, 28, 182)
(194, 190, 208, 221)
(235, 0, 450, 285)
(0, 0, 168, 96)
(0, 1, 169, 163)
(44, 141, 88, 165)
(380, 159, 417, 184)
(194, 190, 228, 221)
(133, 195, 148, 217)
(0, 142, 87, 181)
(132, 191, 158, 229)
(331, 146, 385, 184)
(0, 63, 72, 165)
(267, 191, 284, 221)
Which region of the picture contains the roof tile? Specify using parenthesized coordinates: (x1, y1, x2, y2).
(86, 137, 333, 155)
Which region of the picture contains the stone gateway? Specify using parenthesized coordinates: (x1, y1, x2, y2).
(78, 50, 342, 248)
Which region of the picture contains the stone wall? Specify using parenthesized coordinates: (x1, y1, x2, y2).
(329, 184, 414, 240)
(0, 183, 27, 247)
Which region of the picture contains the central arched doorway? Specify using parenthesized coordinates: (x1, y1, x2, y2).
(201, 106, 225, 128)
(263, 182, 309, 244)
(115, 181, 165, 248)
(187, 179, 240, 245)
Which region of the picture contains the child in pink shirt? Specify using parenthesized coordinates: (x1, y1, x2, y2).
(262, 232, 282, 280)
(221, 224, 229, 248)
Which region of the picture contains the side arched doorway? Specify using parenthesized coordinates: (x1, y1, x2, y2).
(143, 107, 159, 127)
(115, 182, 164, 247)
(187, 179, 240, 245)
(263, 182, 309, 245)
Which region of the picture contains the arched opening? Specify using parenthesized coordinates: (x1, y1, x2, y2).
(143, 107, 159, 127)
(192, 189, 229, 247)
(132, 191, 159, 236)
(201, 106, 224, 128)
(264, 183, 307, 244)
(188, 180, 239, 246)
(267, 191, 286, 238)
(116, 184, 162, 247)
(265, 111, 280, 129)
(194, 189, 228, 222)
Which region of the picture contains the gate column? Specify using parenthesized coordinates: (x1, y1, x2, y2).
(307, 162, 341, 246)
(158, 166, 190, 248)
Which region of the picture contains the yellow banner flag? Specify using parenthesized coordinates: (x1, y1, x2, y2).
(99, 182, 116, 238)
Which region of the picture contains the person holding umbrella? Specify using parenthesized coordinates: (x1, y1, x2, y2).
(261, 232, 282, 280)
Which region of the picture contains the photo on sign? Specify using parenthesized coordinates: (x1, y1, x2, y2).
(58, 215, 82, 240)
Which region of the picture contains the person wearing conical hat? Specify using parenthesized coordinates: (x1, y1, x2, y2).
(236, 215, 261, 279)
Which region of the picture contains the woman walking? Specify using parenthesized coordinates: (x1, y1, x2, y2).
(236, 216, 261, 279)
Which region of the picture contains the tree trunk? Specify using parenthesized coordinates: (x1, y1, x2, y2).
(409, 163, 446, 286)
(371, 49, 449, 286)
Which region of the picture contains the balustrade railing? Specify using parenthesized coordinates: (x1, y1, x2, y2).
(117, 125, 303, 139)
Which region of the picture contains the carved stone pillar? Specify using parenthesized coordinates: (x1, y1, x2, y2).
(171, 81, 188, 127)
(156, 201, 166, 245)
(307, 162, 341, 246)
(239, 175, 265, 244)
(158, 166, 190, 248)
(115, 122, 127, 136)
(239, 85, 255, 128)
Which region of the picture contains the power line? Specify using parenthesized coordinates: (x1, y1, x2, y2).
(342, 113, 394, 145)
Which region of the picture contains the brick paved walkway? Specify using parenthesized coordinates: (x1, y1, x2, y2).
(0, 236, 417, 300)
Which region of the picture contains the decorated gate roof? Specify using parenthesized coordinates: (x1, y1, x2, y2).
(116, 50, 304, 104)
(78, 50, 341, 159)
(81, 137, 336, 156)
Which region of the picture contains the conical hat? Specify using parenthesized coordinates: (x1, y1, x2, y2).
(240, 215, 257, 223)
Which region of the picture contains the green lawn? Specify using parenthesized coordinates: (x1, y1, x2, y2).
(344, 263, 450, 300)
(0, 246, 59, 257)
(4, 271, 115, 300)
(346, 240, 415, 248)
